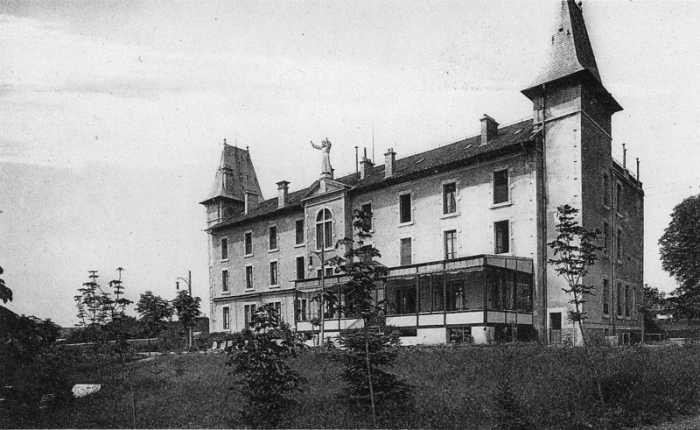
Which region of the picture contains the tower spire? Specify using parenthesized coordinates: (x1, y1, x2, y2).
(522, 0, 621, 113)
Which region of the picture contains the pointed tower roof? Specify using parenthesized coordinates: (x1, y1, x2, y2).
(200, 143, 263, 205)
(522, 0, 621, 112)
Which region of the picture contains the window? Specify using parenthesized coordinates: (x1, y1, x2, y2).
(244, 232, 253, 256)
(221, 238, 228, 260)
(361, 203, 373, 231)
(222, 307, 230, 330)
(296, 298, 308, 321)
(399, 193, 412, 224)
(316, 267, 334, 278)
(295, 219, 304, 245)
(269, 261, 278, 286)
(444, 230, 457, 260)
(616, 183, 623, 213)
(244, 304, 256, 329)
(443, 182, 457, 214)
(603, 279, 610, 315)
(296, 256, 305, 280)
(400, 238, 412, 266)
(222, 269, 229, 293)
(617, 282, 623, 317)
(493, 169, 509, 204)
(245, 266, 253, 290)
(617, 228, 623, 261)
(603, 222, 610, 256)
(271, 301, 282, 319)
(494, 221, 510, 254)
(269, 226, 278, 250)
(603, 173, 610, 207)
(625, 285, 631, 317)
(315, 209, 333, 250)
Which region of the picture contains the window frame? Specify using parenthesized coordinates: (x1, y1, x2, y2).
(494, 220, 510, 254)
(269, 260, 279, 287)
(296, 255, 306, 280)
(492, 169, 511, 206)
(244, 303, 257, 329)
(444, 229, 457, 260)
(222, 306, 230, 330)
(360, 202, 373, 232)
(603, 172, 610, 208)
(295, 219, 305, 246)
(220, 237, 229, 261)
(245, 265, 254, 291)
(296, 298, 308, 322)
(442, 182, 458, 215)
(400, 237, 412, 266)
(603, 221, 610, 258)
(268, 225, 278, 252)
(616, 227, 623, 262)
(244, 231, 253, 257)
(617, 282, 624, 317)
(221, 269, 230, 293)
(315, 208, 334, 250)
(399, 192, 413, 225)
(603, 278, 610, 317)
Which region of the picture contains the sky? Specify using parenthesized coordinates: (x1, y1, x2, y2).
(1, 0, 699, 326)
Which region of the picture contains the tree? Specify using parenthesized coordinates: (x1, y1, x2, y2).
(326, 208, 411, 426)
(226, 303, 305, 428)
(172, 290, 201, 348)
(638, 284, 666, 343)
(136, 291, 174, 342)
(659, 195, 700, 319)
(548, 204, 601, 347)
(0, 265, 12, 307)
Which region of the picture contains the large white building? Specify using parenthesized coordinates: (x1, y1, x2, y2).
(201, 0, 644, 345)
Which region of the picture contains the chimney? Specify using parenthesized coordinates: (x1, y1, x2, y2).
(244, 191, 259, 215)
(480, 114, 499, 146)
(276, 181, 290, 208)
(360, 157, 374, 180)
(384, 148, 396, 178)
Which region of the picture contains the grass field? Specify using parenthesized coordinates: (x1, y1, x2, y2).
(6, 344, 700, 429)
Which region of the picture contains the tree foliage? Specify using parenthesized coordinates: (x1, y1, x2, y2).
(136, 290, 174, 337)
(172, 290, 202, 333)
(226, 303, 306, 428)
(548, 205, 601, 346)
(0, 264, 12, 306)
(659, 195, 700, 318)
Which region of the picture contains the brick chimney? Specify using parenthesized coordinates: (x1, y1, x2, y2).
(276, 181, 290, 208)
(244, 191, 259, 215)
(384, 148, 396, 178)
(360, 157, 374, 180)
(480, 114, 499, 146)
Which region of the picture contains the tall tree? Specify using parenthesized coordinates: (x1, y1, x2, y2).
(638, 284, 666, 343)
(659, 194, 700, 319)
(136, 291, 174, 340)
(548, 205, 601, 347)
(172, 290, 202, 347)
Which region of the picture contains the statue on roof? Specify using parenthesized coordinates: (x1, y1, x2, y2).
(310, 138, 333, 178)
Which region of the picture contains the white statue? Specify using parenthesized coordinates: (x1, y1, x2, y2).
(310, 138, 333, 177)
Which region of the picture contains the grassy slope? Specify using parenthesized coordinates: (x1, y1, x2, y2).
(13, 345, 700, 429)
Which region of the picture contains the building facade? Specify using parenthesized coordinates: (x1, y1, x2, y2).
(201, 0, 644, 345)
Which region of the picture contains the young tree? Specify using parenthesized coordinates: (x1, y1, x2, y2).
(226, 303, 305, 428)
(326, 209, 411, 426)
(172, 290, 202, 348)
(548, 205, 601, 347)
(659, 195, 700, 320)
(136, 291, 174, 347)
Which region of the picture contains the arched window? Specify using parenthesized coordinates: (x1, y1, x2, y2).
(316, 209, 333, 250)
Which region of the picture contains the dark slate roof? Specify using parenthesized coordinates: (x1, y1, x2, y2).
(208, 118, 535, 231)
(523, 0, 600, 92)
(200, 144, 263, 205)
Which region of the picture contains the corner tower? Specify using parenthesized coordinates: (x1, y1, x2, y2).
(200, 143, 263, 226)
(523, 0, 624, 343)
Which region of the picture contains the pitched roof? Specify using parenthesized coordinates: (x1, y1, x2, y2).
(200, 144, 263, 205)
(208, 118, 535, 231)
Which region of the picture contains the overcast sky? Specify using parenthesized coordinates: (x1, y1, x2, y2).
(1, 0, 699, 326)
